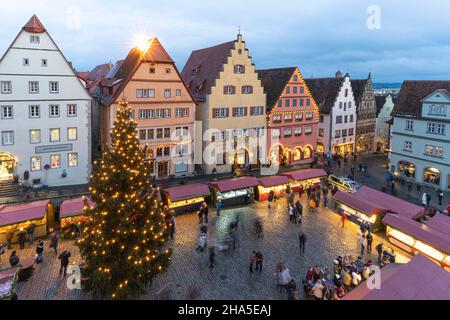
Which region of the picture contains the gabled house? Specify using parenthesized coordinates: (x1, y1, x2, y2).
(375, 94, 395, 152)
(94, 37, 197, 179)
(181, 34, 267, 174)
(257, 67, 319, 165)
(305, 71, 357, 155)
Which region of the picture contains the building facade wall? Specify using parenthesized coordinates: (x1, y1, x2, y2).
(0, 29, 91, 187)
(375, 95, 394, 152)
(356, 78, 377, 153)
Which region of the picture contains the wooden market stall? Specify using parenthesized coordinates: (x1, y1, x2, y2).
(256, 175, 290, 201)
(59, 197, 94, 230)
(281, 169, 327, 192)
(210, 176, 259, 207)
(162, 183, 211, 214)
(0, 200, 53, 244)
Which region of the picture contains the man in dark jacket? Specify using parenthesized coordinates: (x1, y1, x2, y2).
(299, 231, 307, 254)
(17, 228, 27, 249)
(9, 251, 19, 266)
(58, 250, 71, 277)
(26, 223, 36, 245)
(50, 229, 59, 255)
(5, 228, 13, 250)
(255, 252, 263, 273)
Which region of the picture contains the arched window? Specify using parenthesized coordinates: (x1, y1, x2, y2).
(423, 167, 440, 185)
(398, 161, 416, 178)
(303, 147, 312, 159)
(293, 148, 302, 161)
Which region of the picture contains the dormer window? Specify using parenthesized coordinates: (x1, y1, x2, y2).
(30, 35, 40, 44)
(165, 68, 171, 74)
(234, 64, 245, 74)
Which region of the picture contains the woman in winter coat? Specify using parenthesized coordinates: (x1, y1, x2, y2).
(36, 240, 44, 263)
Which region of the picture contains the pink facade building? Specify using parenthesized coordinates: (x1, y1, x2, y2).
(257, 67, 319, 165)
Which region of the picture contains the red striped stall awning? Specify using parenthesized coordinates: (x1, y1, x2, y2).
(281, 169, 327, 181)
(210, 176, 259, 193)
(258, 175, 290, 188)
(163, 183, 210, 202)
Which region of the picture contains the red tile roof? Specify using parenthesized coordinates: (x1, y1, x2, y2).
(0, 200, 50, 226)
(281, 169, 327, 182)
(257, 67, 297, 111)
(343, 254, 450, 300)
(210, 176, 259, 193)
(258, 175, 290, 188)
(181, 40, 236, 102)
(163, 183, 210, 202)
(23, 14, 46, 33)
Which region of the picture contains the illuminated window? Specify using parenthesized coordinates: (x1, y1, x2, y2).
(293, 149, 301, 161)
(67, 128, 77, 141)
(68, 153, 78, 167)
(30, 129, 40, 144)
(49, 128, 60, 142)
(303, 147, 312, 159)
(31, 156, 41, 171)
(51, 154, 61, 169)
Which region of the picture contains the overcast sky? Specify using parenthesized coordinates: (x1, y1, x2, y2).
(1, 0, 450, 82)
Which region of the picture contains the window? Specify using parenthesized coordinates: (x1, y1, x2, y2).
(348, 128, 354, 136)
(136, 89, 155, 98)
(49, 82, 59, 93)
(285, 99, 290, 107)
(165, 68, 171, 74)
(292, 99, 297, 107)
(339, 102, 343, 109)
(233, 107, 247, 117)
(1, 131, 13, 145)
(425, 145, 443, 158)
(404, 141, 412, 151)
(49, 128, 60, 142)
(427, 122, 445, 135)
(164, 128, 171, 138)
(305, 112, 313, 120)
(295, 112, 303, 121)
(348, 101, 352, 108)
(156, 128, 163, 139)
(42, 59, 48, 67)
(335, 130, 341, 138)
(30, 129, 40, 144)
(1, 106, 13, 119)
(242, 85, 253, 94)
(29, 81, 39, 94)
(23, 58, 29, 66)
(156, 147, 163, 157)
(149, 67, 156, 74)
(405, 120, 414, 131)
(29, 105, 40, 118)
(68, 127, 77, 141)
(299, 99, 304, 107)
(319, 115, 324, 123)
(428, 104, 447, 116)
(164, 89, 171, 98)
(344, 115, 348, 123)
(139, 129, 147, 140)
(224, 85, 236, 94)
(284, 113, 293, 122)
(67, 104, 77, 117)
(272, 114, 282, 123)
(68, 153, 78, 167)
(336, 116, 343, 124)
(304, 125, 312, 135)
(319, 128, 324, 137)
(234, 65, 245, 74)
(284, 128, 292, 137)
(341, 129, 348, 137)
(49, 105, 60, 117)
(278, 100, 282, 107)
(350, 115, 354, 123)
(293, 87, 297, 94)
(213, 108, 228, 118)
(176, 89, 182, 96)
(31, 157, 41, 171)
(175, 108, 189, 117)
(300, 86, 304, 94)
(164, 146, 170, 156)
(294, 127, 302, 136)
(147, 129, 154, 140)
(306, 99, 311, 106)
(345, 89, 348, 97)
(293, 75, 298, 82)
(286, 87, 290, 94)
(272, 129, 281, 138)
(250, 106, 263, 116)
(30, 35, 40, 44)
(1, 81, 12, 94)
(51, 155, 61, 169)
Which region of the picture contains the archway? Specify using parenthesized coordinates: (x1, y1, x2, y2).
(398, 161, 416, 178)
(0, 153, 16, 181)
(303, 146, 312, 160)
(423, 167, 440, 185)
(269, 144, 284, 165)
(234, 148, 249, 167)
(283, 149, 292, 165)
(293, 147, 303, 162)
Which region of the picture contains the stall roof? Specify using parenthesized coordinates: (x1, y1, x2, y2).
(281, 168, 327, 181)
(0, 266, 20, 299)
(343, 254, 450, 300)
(60, 197, 95, 219)
(383, 213, 450, 254)
(426, 213, 450, 237)
(210, 176, 259, 193)
(334, 186, 426, 220)
(163, 183, 210, 202)
(0, 200, 50, 227)
(258, 175, 290, 188)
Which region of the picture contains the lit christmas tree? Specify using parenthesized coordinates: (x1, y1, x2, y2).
(77, 100, 172, 299)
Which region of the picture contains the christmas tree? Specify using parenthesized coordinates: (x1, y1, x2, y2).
(77, 100, 172, 299)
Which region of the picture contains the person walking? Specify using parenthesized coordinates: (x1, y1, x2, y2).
(339, 209, 347, 229)
(208, 246, 216, 268)
(323, 193, 328, 208)
(289, 204, 294, 223)
(5, 228, 13, 250)
(298, 231, 307, 254)
(249, 251, 256, 273)
(255, 252, 263, 273)
(17, 228, 26, 250)
(376, 242, 383, 263)
(366, 231, 373, 254)
(197, 207, 203, 224)
(202, 202, 209, 224)
(360, 234, 366, 256)
(9, 251, 19, 267)
(438, 190, 444, 206)
(422, 192, 428, 207)
(268, 190, 274, 209)
(58, 250, 71, 277)
(216, 199, 222, 217)
(36, 240, 44, 263)
(50, 229, 59, 255)
(26, 223, 36, 245)
(426, 193, 432, 207)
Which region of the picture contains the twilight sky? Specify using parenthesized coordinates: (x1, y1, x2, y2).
(1, 0, 450, 82)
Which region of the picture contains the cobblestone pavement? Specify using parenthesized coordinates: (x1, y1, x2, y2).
(1, 193, 398, 300)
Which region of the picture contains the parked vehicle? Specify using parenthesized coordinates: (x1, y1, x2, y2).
(327, 175, 360, 193)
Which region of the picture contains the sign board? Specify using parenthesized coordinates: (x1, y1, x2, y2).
(35, 144, 73, 154)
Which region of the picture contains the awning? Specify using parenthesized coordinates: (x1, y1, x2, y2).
(426, 213, 450, 236)
(383, 213, 450, 254)
(343, 254, 450, 300)
(258, 175, 290, 188)
(281, 169, 327, 181)
(210, 176, 259, 193)
(333, 191, 384, 216)
(163, 183, 210, 202)
(0, 200, 50, 227)
(60, 197, 95, 219)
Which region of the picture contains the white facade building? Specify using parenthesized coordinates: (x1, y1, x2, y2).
(0, 15, 91, 187)
(375, 94, 395, 152)
(389, 81, 450, 191)
(306, 72, 357, 155)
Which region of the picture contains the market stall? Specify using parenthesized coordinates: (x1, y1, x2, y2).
(0, 266, 20, 300)
(383, 213, 450, 270)
(256, 175, 290, 201)
(210, 176, 259, 207)
(332, 185, 427, 228)
(281, 169, 327, 192)
(59, 197, 95, 233)
(162, 183, 211, 214)
(0, 200, 53, 244)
